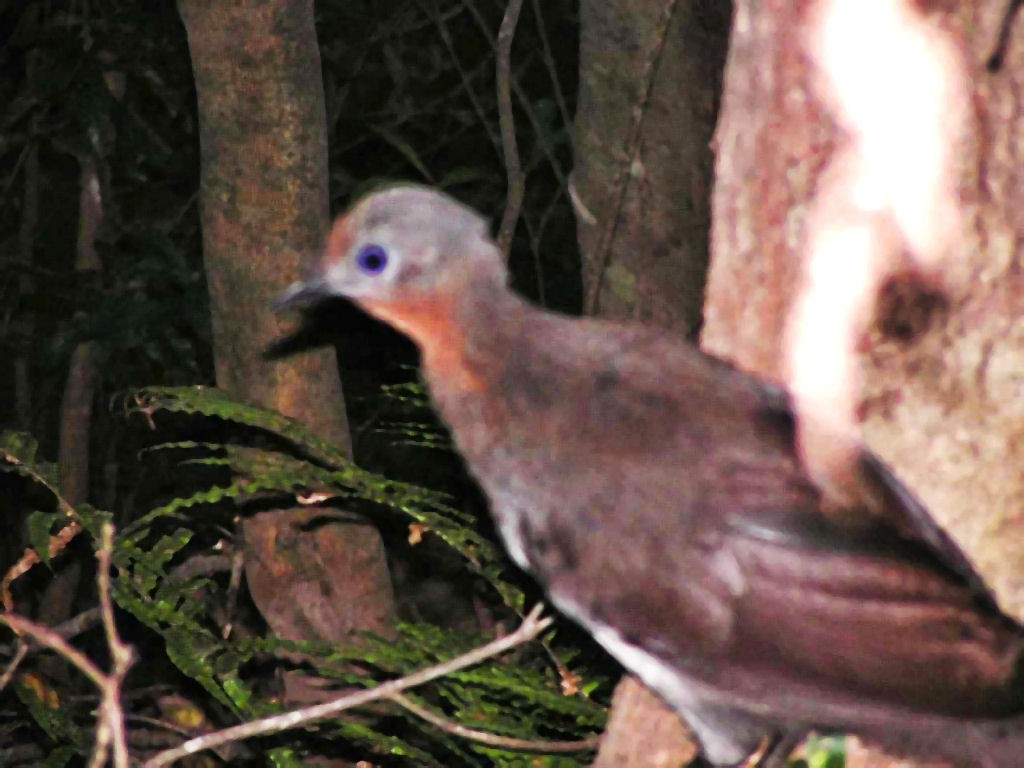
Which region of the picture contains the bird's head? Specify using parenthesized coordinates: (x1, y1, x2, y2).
(275, 185, 507, 343)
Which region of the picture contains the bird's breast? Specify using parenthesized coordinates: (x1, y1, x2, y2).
(361, 295, 491, 395)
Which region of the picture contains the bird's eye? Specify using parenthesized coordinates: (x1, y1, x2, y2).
(356, 244, 389, 275)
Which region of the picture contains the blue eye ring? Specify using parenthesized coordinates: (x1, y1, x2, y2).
(356, 244, 389, 275)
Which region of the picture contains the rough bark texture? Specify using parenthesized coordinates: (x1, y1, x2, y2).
(592, 676, 699, 768)
(845, 741, 949, 768)
(177, 0, 348, 443)
(45, 156, 102, 682)
(243, 506, 395, 706)
(703, 0, 831, 379)
(58, 158, 102, 507)
(574, 0, 732, 338)
(705, 1, 1024, 766)
(178, 0, 395, 669)
(574, 2, 731, 765)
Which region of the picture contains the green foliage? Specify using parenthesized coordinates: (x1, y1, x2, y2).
(0, 391, 607, 766)
(798, 735, 847, 768)
(13, 677, 85, 748)
(377, 381, 452, 449)
(0, 431, 60, 497)
(25, 509, 62, 566)
(0, 0, 210, 452)
(0, 0, 850, 764)
(125, 385, 525, 611)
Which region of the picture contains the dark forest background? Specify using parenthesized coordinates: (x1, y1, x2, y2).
(0, 2, 651, 766)
(2, 2, 1022, 768)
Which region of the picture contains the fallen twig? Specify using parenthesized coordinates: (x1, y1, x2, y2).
(142, 605, 553, 768)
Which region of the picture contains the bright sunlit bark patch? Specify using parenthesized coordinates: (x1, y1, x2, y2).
(788, 0, 967, 499)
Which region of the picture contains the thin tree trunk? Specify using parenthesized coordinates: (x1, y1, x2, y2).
(177, 0, 396, 693)
(58, 157, 102, 506)
(575, 0, 731, 338)
(40, 154, 103, 683)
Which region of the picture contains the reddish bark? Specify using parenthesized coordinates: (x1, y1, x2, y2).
(178, 0, 396, 681)
(706, 2, 1024, 766)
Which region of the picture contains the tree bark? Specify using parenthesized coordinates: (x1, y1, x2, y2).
(574, 0, 731, 338)
(573, 2, 731, 765)
(44, 154, 102, 684)
(705, 2, 1024, 766)
(178, 0, 395, 679)
(58, 158, 102, 507)
(592, 676, 699, 768)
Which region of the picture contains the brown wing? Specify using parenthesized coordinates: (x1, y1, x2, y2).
(484, 313, 1024, 722)
(722, 518, 1024, 719)
(689, 380, 1024, 719)
(752, 377, 995, 600)
(857, 450, 996, 600)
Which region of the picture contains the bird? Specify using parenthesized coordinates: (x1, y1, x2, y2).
(275, 184, 1024, 767)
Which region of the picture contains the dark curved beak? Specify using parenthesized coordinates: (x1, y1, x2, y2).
(271, 277, 331, 311)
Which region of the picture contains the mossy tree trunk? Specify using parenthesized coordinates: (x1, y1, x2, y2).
(177, 0, 396, 697)
(575, 1, 731, 339)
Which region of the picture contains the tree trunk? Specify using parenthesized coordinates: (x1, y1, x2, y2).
(592, 676, 699, 768)
(58, 158, 102, 507)
(705, 2, 1024, 766)
(178, 0, 396, 688)
(43, 154, 102, 684)
(574, 0, 731, 338)
(573, 2, 731, 765)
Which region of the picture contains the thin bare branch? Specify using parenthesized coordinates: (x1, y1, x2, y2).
(388, 691, 600, 752)
(1, 525, 134, 768)
(460, 0, 569, 186)
(495, 0, 526, 256)
(1, 519, 83, 612)
(0, 606, 101, 683)
(142, 605, 552, 768)
(0, 641, 29, 693)
(0, 614, 108, 689)
(529, 0, 573, 132)
(417, 0, 503, 157)
(523, 176, 571, 306)
(94, 522, 134, 768)
(0, 450, 83, 613)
